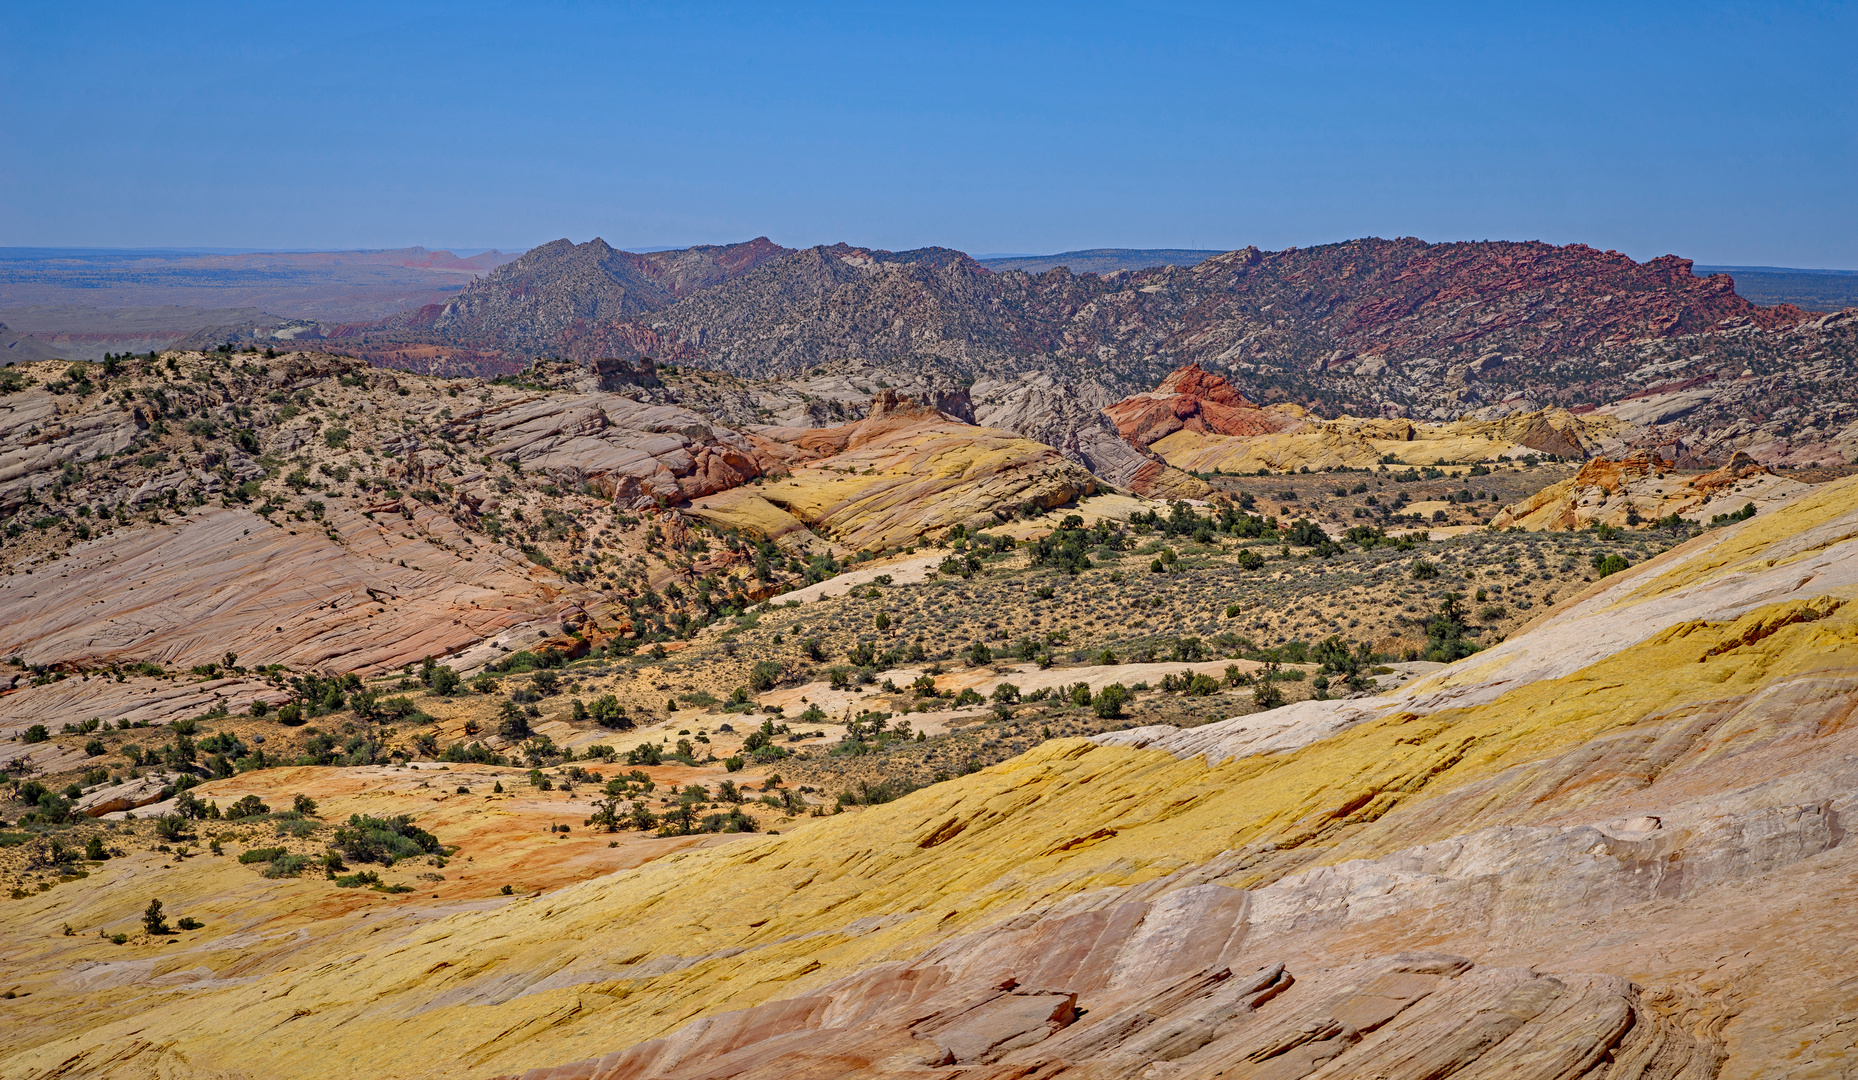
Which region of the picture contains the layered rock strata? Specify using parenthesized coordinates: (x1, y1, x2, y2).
(972, 372, 1211, 499)
(0, 502, 588, 674)
(688, 391, 1097, 552)
(1493, 450, 1814, 530)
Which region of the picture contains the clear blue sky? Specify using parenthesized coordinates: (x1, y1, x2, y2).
(2, 1, 1853, 266)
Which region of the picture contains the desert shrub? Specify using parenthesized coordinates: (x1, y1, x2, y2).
(588, 694, 630, 729)
(698, 807, 758, 833)
(330, 814, 440, 865)
(1093, 683, 1132, 718)
(496, 703, 532, 741)
(226, 795, 271, 819)
(262, 853, 312, 878)
(427, 666, 460, 697)
(440, 741, 505, 765)
(748, 659, 783, 691)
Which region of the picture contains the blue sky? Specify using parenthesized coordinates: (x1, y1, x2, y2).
(2, 1, 1853, 266)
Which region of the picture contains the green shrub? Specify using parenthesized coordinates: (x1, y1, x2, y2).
(748, 660, 782, 692)
(1093, 683, 1132, 718)
(262, 853, 312, 878)
(227, 795, 270, 819)
(588, 694, 629, 729)
(1592, 553, 1631, 578)
(427, 666, 460, 696)
(330, 814, 440, 865)
(238, 846, 288, 864)
(439, 741, 506, 765)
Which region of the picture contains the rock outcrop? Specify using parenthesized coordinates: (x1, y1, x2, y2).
(972, 372, 1210, 499)
(1144, 401, 1628, 474)
(690, 390, 1098, 551)
(0, 385, 141, 516)
(454, 391, 771, 508)
(1492, 449, 1813, 530)
(1102, 362, 1309, 451)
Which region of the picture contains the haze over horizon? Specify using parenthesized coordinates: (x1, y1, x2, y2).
(3, 2, 1854, 267)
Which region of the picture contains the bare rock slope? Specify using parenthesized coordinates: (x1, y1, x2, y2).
(690, 390, 1098, 551)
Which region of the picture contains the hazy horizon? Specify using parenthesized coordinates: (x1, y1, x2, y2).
(4, 3, 1855, 267)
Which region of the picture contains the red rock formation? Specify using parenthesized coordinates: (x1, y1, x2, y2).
(1103, 363, 1305, 450)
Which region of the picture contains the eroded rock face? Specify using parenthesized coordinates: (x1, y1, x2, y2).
(454, 392, 770, 508)
(1103, 363, 1309, 451)
(973, 372, 1210, 499)
(486, 917, 1708, 1080)
(1147, 404, 1629, 474)
(1095, 364, 1631, 476)
(1493, 450, 1814, 530)
(0, 504, 591, 674)
(689, 391, 1098, 551)
(0, 387, 141, 516)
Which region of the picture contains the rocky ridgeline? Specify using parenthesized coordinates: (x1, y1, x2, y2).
(297, 236, 1858, 470)
(0, 350, 1106, 678)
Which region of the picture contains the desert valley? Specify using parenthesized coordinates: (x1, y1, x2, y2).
(0, 231, 1855, 1078)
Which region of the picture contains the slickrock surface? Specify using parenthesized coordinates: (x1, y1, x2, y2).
(456, 391, 770, 507)
(4, 474, 1854, 1078)
(688, 391, 1097, 552)
(0, 385, 141, 516)
(1493, 450, 1814, 530)
(0, 502, 588, 674)
(0, 674, 288, 789)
